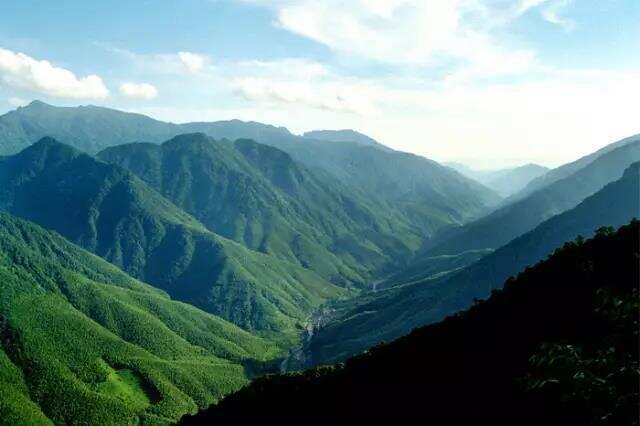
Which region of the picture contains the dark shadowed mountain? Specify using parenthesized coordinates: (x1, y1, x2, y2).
(97, 134, 423, 287)
(181, 221, 639, 426)
(0, 101, 500, 234)
(302, 129, 393, 151)
(447, 162, 550, 197)
(429, 140, 640, 255)
(306, 162, 640, 365)
(0, 212, 280, 424)
(0, 138, 345, 345)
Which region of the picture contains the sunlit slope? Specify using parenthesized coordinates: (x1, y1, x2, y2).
(0, 138, 344, 344)
(0, 212, 279, 424)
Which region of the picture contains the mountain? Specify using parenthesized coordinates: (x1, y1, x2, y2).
(306, 162, 640, 365)
(0, 212, 280, 424)
(446, 162, 550, 197)
(428, 139, 640, 255)
(181, 221, 640, 425)
(97, 134, 423, 286)
(302, 129, 393, 151)
(0, 101, 176, 155)
(0, 102, 500, 234)
(444, 163, 549, 197)
(251, 137, 502, 228)
(483, 164, 549, 197)
(0, 138, 345, 345)
(507, 133, 640, 203)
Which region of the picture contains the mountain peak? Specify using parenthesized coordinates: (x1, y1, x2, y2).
(19, 100, 53, 111)
(303, 129, 392, 152)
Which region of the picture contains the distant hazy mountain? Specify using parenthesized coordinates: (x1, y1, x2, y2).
(506, 133, 640, 203)
(303, 129, 393, 151)
(0, 138, 344, 344)
(307, 162, 640, 365)
(0, 101, 500, 234)
(183, 221, 639, 425)
(446, 162, 549, 197)
(429, 139, 640, 255)
(98, 133, 423, 287)
(0, 212, 279, 424)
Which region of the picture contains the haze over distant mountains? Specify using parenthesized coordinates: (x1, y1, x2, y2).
(447, 162, 549, 197)
(302, 129, 393, 152)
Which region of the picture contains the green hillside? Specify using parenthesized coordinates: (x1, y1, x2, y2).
(428, 139, 640, 255)
(0, 101, 176, 155)
(0, 102, 500, 236)
(182, 221, 639, 425)
(98, 134, 422, 287)
(307, 162, 640, 365)
(0, 138, 345, 345)
(0, 212, 279, 424)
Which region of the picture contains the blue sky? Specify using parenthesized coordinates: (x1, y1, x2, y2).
(0, 0, 638, 168)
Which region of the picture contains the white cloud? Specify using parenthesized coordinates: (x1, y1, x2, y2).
(7, 96, 29, 107)
(237, 58, 329, 80)
(98, 44, 213, 76)
(178, 51, 207, 73)
(540, 0, 575, 31)
(119, 82, 158, 100)
(233, 76, 377, 115)
(268, 0, 462, 64)
(0, 47, 109, 99)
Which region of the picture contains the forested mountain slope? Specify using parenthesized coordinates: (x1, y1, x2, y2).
(97, 134, 422, 286)
(307, 162, 640, 365)
(0, 212, 279, 424)
(0, 101, 500, 235)
(182, 221, 639, 425)
(428, 140, 640, 255)
(0, 101, 176, 155)
(0, 138, 344, 344)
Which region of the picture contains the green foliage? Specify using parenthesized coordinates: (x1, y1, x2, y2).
(0, 138, 345, 342)
(97, 134, 423, 287)
(0, 212, 279, 423)
(523, 288, 639, 425)
(0, 101, 500, 241)
(308, 163, 640, 365)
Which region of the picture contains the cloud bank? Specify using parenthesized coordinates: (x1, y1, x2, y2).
(119, 82, 159, 99)
(0, 47, 108, 99)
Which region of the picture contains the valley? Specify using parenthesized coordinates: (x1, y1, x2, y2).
(0, 101, 637, 425)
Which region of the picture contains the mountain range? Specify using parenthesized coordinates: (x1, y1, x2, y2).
(0, 100, 637, 425)
(302, 129, 393, 151)
(0, 138, 344, 345)
(306, 161, 640, 365)
(0, 101, 501, 235)
(447, 162, 549, 197)
(428, 139, 640, 255)
(97, 133, 423, 286)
